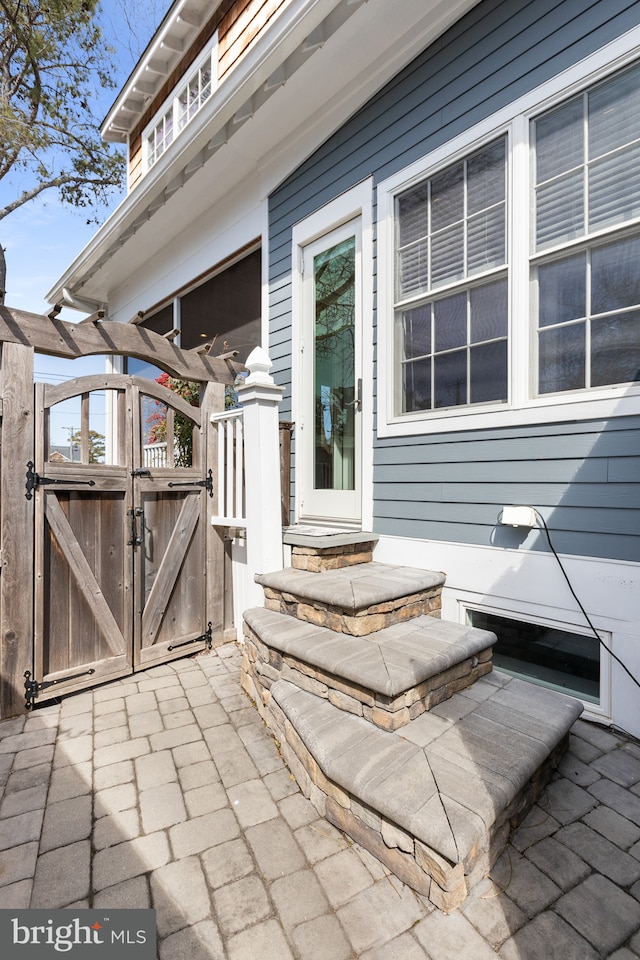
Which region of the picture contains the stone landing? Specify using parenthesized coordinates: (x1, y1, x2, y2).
(283, 527, 379, 572)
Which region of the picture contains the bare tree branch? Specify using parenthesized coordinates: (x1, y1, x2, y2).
(0, 0, 126, 221)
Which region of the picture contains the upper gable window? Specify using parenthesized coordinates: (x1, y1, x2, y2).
(178, 58, 213, 132)
(143, 37, 218, 172)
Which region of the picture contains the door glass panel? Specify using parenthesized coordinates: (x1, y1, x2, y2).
(313, 236, 356, 491)
(141, 380, 199, 469)
(47, 391, 112, 464)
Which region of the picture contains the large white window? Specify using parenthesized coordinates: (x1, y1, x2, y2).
(378, 45, 640, 436)
(532, 62, 640, 396)
(144, 39, 217, 172)
(395, 137, 508, 414)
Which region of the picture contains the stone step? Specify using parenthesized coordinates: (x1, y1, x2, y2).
(258, 675, 583, 912)
(283, 527, 379, 572)
(256, 562, 446, 635)
(243, 607, 495, 730)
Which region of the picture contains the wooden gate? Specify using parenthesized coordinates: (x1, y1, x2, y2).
(26, 375, 220, 706)
(0, 306, 241, 717)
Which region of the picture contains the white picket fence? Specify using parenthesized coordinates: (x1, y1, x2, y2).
(142, 413, 246, 525)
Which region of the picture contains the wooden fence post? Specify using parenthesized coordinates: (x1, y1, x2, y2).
(1, 343, 35, 718)
(236, 348, 285, 608)
(202, 380, 227, 645)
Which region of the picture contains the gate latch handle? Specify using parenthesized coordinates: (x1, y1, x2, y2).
(127, 507, 145, 546)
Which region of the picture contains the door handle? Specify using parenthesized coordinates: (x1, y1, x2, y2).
(345, 378, 362, 410)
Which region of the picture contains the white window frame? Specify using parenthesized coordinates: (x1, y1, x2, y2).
(377, 25, 640, 438)
(142, 34, 218, 173)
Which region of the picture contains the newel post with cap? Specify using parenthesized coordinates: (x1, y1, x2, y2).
(236, 347, 285, 607)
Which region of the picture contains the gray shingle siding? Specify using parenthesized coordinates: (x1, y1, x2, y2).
(268, 0, 640, 562)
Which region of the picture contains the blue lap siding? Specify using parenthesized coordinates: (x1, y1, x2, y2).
(268, 0, 640, 562)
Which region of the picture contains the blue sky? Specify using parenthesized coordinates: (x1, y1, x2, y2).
(0, 0, 166, 386)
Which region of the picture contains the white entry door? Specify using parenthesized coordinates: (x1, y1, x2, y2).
(299, 218, 362, 525)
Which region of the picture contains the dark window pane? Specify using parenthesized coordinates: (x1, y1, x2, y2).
(435, 349, 467, 407)
(539, 323, 585, 393)
(467, 610, 599, 703)
(592, 311, 640, 386)
(470, 280, 508, 342)
(434, 293, 467, 352)
(398, 240, 428, 299)
(142, 304, 174, 335)
(431, 223, 464, 287)
(397, 185, 429, 246)
(403, 358, 431, 412)
(467, 138, 506, 216)
(538, 253, 586, 327)
(535, 96, 584, 183)
(402, 305, 431, 359)
(591, 235, 640, 315)
(179, 249, 261, 362)
(431, 162, 463, 232)
(470, 340, 507, 403)
(589, 62, 640, 160)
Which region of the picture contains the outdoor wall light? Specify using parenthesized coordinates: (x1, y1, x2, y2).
(500, 506, 538, 528)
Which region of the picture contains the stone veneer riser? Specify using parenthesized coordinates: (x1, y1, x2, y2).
(262, 586, 443, 636)
(291, 543, 375, 571)
(243, 625, 493, 731)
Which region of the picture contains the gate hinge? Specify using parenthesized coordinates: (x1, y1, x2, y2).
(167, 468, 213, 497)
(25, 461, 96, 500)
(24, 668, 96, 710)
(168, 621, 213, 653)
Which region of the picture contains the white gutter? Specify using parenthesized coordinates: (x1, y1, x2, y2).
(61, 288, 106, 315)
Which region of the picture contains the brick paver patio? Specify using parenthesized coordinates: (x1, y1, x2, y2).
(0, 643, 639, 959)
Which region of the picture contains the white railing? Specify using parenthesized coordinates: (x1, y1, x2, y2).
(143, 441, 169, 467)
(211, 408, 246, 525)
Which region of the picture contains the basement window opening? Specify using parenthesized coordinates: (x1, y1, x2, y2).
(466, 609, 600, 704)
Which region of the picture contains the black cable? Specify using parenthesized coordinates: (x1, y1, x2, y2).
(534, 509, 640, 694)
